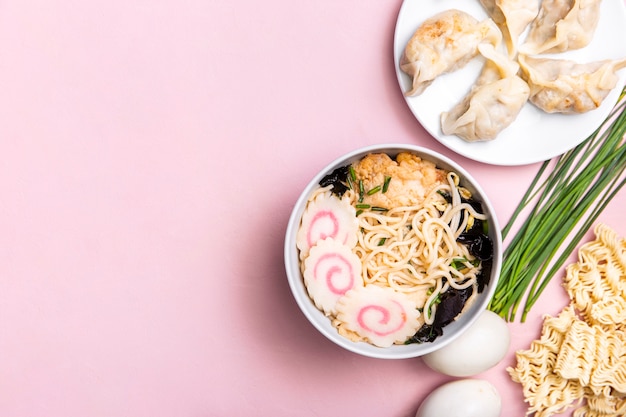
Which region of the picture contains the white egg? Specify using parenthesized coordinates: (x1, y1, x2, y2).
(422, 310, 510, 377)
(415, 379, 501, 417)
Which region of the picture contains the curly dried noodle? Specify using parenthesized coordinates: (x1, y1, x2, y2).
(508, 224, 626, 417)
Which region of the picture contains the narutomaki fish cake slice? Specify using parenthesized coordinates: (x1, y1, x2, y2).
(303, 238, 363, 316)
(335, 285, 421, 347)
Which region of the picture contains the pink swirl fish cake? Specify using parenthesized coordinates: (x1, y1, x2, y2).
(335, 285, 421, 347)
(303, 238, 363, 315)
(296, 190, 358, 260)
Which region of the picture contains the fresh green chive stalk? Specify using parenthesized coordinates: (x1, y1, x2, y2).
(489, 87, 626, 322)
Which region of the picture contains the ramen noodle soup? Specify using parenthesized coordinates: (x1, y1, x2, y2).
(295, 152, 494, 347)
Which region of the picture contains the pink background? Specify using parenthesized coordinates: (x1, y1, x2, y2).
(0, 1, 624, 416)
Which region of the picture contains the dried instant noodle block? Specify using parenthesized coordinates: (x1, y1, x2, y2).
(508, 306, 586, 417)
(509, 224, 626, 417)
(554, 318, 626, 396)
(573, 388, 626, 417)
(564, 223, 626, 328)
(553, 318, 596, 388)
(588, 329, 626, 396)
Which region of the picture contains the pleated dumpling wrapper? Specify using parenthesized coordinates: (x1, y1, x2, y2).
(441, 43, 530, 141)
(400, 9, 502, 97)
(518, 54, 626, 114)
(479, 0, 539, 57)
(520, 0, 602, 55)
(296, 189, 359, 260)
(335, 285, 421, 348)
(303, 238, 363, 316)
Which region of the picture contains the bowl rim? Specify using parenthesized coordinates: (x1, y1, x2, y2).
(284, 143, 502, 359)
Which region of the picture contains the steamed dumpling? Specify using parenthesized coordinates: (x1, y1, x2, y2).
(479, 0, 539, 57)
(440, 43, 530, 141)
(400, 9, 502, 96)
(520, 0, 602, 55)
(518, 54, 626, 114)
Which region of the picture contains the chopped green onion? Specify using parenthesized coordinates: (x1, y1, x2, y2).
(358, 180, 364, 202)
(346, 174, 354, 191)
(426, 293, 442, 316)
(437, 190, 451, 200)
(371, 206, 387, 212)
(349, 165, 357, 182)
(356, 210, 363, 216)
(488, 87, 626, 322)
(367, 185, 382, 195)
(450, 258, 468, 270)
(382, 176, 391, 193)
(450, 257, 479, 270)
(377, 237, 387, 246)
(356, 203, 371, 209)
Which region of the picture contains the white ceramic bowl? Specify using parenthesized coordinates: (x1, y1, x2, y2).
(284, 144, 502, 359)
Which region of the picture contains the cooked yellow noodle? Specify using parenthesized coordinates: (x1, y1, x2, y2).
(301, 164, 488, 344)
(345, 172, 486, 325)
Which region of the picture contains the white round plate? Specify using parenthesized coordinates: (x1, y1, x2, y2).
(393, 0, 626, 166)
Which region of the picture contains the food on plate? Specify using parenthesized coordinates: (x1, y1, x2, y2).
(398, 0, 626, 143)
(520, 0, 602, 55)
(441, 43, 530, 141)
(296, 152, 494, 347)
(508, 224, 626, 417)
(414, 379, 502, 417)
(400, 9, 501, 97)
(489, 91, 626, 321)
(303, 237, 363, 315)
(422, 309, 510, 377)
(479, 0, 539, 57)
(518, 54, 626, 114)
(335, 285, 421, 347)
